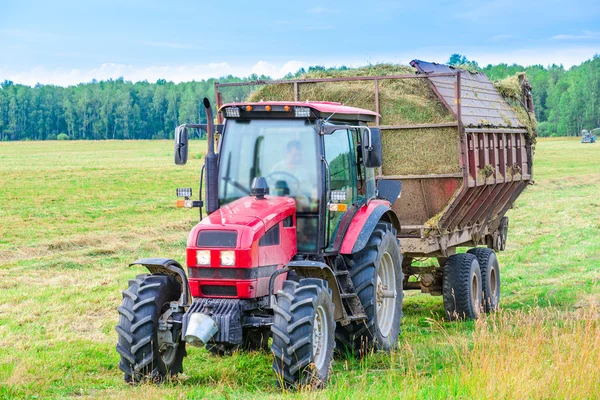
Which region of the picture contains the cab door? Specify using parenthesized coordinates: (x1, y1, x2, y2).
(323, 128, 357, 249)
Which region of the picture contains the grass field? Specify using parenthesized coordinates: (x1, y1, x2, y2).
(1, 138, 599, 399)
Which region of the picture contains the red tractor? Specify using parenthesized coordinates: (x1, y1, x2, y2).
(116, 98, 404, 388)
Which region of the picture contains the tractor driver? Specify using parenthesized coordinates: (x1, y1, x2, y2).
(269, 140, 318, 212)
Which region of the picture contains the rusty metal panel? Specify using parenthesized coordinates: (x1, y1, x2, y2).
(411, 60, 524, 129)
(394, 177, 462, 229)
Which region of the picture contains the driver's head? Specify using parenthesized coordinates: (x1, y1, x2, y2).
(287, 140, 302, 165)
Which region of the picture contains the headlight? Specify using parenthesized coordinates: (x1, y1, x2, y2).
(295, 107, 310, 118)
(196, 250, 211, 265)
(220, 250, 235, 266)
(225, 107, 240, 118)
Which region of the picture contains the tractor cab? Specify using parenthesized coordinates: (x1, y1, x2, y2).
(215, 101, 381, 254)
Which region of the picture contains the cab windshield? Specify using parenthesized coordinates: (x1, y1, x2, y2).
(218, 119, 321, 252)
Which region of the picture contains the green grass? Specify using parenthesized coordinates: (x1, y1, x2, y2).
(1, 138, 599, 399)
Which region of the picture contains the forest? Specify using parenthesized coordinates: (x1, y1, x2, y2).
(0, 54, 598, 141)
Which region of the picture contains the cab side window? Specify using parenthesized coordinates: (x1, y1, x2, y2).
(324, 129, 355, 199)
(324, 129, 357, 248)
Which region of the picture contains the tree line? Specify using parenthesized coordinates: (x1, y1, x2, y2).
(0, 76, 262, 141)
(1, 54, 599, 140)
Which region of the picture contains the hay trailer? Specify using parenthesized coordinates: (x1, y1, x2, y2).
(214, 60, 535, 315)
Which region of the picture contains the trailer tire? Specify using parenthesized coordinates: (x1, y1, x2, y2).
(336, 222, 403, 356)
(467, 247, 500, 312)
(271, 278, 335, 389)
(116, 274, 186, 383)
(443, 253, 482, 321)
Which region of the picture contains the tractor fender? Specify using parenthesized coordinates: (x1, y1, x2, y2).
(130, 258, 190, 306)
(339, 200, 400, 255)
(279, 261, 344, 321)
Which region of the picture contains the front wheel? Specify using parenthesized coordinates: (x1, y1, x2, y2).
(116, 274, 186, 383)
(271, 278, 335, 389)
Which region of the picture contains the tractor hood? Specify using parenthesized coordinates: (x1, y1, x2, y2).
(186, 195, 296, 250)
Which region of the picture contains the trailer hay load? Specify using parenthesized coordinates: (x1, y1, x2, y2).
(116, 60, 535, 389)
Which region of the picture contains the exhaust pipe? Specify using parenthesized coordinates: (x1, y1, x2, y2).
(185, 312, 218, 347)
(203, 98, 219, 214)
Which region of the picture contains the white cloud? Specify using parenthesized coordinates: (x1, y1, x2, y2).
(0, 60, 313, 86)
(552, 31, 600, 40)
(251, 60, 310, 78)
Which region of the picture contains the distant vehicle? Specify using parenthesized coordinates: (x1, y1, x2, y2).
(581, 129, 598, 143)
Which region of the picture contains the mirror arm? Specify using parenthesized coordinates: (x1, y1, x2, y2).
(364, 126, 373, 150)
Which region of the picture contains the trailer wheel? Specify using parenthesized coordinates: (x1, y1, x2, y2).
(443, 253, 482, 320)
(116, 274, 186, 383)
(467, 248, 500, 312)
(271, 278, 335, 389)
(336, 222, 403, 356)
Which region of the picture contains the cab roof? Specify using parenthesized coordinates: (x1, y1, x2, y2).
(219, 101, 379, 122)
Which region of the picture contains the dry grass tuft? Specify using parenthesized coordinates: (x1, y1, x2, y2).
(456, 306, 600, 398)
(493, 73, 538, 142)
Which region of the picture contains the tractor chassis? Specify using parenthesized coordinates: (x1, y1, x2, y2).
(182, 297, 271, 347)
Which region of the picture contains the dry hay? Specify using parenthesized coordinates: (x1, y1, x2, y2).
(247, 64, 455, 126)
(493, 73, 538, 143)
(381, 127, 461, 176)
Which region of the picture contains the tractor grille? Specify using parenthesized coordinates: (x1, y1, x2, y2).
(201, 285, 238, 297)
(183, 298, 242, 344)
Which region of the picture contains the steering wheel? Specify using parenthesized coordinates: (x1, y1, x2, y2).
(264, 171, 300, 194)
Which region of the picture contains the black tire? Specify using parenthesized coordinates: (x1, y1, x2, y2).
(206, 328, 270, 356)
(467, 247, 500, 312)
(443, 253, 482, 321)
(271, 278, 335, 389)
(116, 274, 186, 383)
(335, 222, 403, 356)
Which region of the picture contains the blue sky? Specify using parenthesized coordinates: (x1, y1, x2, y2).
(1, 0, 599, 86)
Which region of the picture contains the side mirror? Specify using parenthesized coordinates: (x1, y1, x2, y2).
(362, 127, 382, 168)
(174, 125, 188, 165)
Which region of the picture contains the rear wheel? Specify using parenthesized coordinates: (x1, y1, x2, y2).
(271, 278, 335, 389)
(336, 222, 403, 356)
(467, 247, 500, 312)
(442, 253, 482, 320)
(116, 274, 186, 383)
